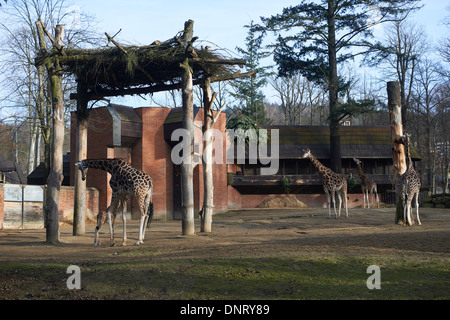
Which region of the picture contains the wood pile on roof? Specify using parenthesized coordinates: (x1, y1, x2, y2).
(35, 19, 252, 101)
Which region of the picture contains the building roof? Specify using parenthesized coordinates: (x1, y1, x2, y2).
(261, 125, 420, 160)
(164, 107, 202, 146)
(106, 104, 142, 147)
(0, 156, 26, 184)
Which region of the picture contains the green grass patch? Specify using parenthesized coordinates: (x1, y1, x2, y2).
(1, 255, 448, 300)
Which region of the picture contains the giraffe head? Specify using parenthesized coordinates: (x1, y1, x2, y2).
(353, 158, 361, 165)
(403, 132, 411, 145)
(75, 160, 88, 181)
(301, 149, 312, 159)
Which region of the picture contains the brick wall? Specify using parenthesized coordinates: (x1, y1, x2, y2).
(135, 107, 173, 220)
(70, 108, 113, 215)
(70, 106, 229, 221)
(57, 186, 99, 223)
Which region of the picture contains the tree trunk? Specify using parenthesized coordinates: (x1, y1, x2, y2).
(37, 21, 65, 243)
(73, 80, 88, 236)
(28, 115, 38, 176)
(36, 32, 50, 182)
(180, 20, 195, 236)
(327, 1, 341, 173)
(387, 81, 406, 224)
(201, 79, 214, 233)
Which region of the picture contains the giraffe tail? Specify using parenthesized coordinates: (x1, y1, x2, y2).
(146, 201, 154, 228)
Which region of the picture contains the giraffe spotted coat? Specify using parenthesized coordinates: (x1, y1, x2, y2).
(302, 149, 348, 219)
(76, 158, 153, 246)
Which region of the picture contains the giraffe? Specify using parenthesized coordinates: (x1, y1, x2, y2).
(94, 198, 126, 246)
(75, 158, 153, 246)
(353, 158, 379, 208)
(301, 149, 348, 218)
(396, 133, 421, 226)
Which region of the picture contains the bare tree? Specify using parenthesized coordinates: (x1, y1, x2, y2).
(270, 73, 308, 125)
(371, 20, 428, 126)
(411, 58, 447, 193)
(435, 84, 450, 193)
(0, 0, 99, 180)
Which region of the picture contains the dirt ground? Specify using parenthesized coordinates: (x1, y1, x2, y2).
(1, 207, 449, 261)
(0, 206, 449, 300)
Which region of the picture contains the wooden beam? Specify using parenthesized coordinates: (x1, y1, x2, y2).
(193, 57, 246, 66)
(105, 32, 128, 54)
(69, 70, 257, 101)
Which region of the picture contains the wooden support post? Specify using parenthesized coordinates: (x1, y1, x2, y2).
(387, 81, 406, 224)
(201, 79, 215, 233)
(180, 20, 195, 236)
(37, 23, 65, 243)
(73, 80, 89, 236)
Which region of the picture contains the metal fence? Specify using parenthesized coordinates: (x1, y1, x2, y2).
(3, 184, 44, 229)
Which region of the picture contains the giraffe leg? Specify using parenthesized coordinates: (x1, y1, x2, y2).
(336, 190, 342, 218)
(135, 194, 149, 245)
(142, 194, 154, 242)
(107, 210, 115, 246)
(415, 193, 421, 226)
(332, 191, 338, 219)
(367, 190, 370, 208)
(136, 215, 146, 245)
(121, 200, 127, 246)
(361, 187, 366, 208)
(408, 201, 414, 226)
(405, 198, 413, 226)
(374, 186, 379, 208)
(343, 188, 349, 217)
(325, 189, 331, 219)
(401, 186, 409, 225)
(370, 190, 374, 209)
(108, 196, 120, 247)
(402, 200, 408, 226)
(94, 211, 105, 246)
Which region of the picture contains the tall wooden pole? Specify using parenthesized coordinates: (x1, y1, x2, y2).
(180, 20, 195, 236)
(36, 22, 65, 243)
(73, 80, 88, 235)
(387, 81, 406, 224)
(201, 79, 215, 233)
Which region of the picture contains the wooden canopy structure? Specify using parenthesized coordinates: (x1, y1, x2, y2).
(35, 19, 254, 239)
(35, 20, 253, 101)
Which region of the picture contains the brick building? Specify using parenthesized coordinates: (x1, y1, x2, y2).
(70, 105, 421, 220)
(69, 104, 228, 221)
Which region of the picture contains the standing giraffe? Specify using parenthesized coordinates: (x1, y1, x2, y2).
(75, 158, 153, 246)
(353, 158, 379, 208)
(396, 134, 421, 226)
(301, 149, 348, 218)
(94, 198, 126, 246)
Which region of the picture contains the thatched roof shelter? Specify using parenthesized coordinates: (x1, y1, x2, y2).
(35, 19, 252, 101)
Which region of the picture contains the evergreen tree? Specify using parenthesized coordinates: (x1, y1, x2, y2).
(231, 21, 272, 125)
(255, 0, 421, 172)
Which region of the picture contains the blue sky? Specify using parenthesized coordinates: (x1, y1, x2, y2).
(71, 0, 449, 106)
(1, 0, 449, 112)
(73, 0, 297, 50)
(73, 0, 449, 54)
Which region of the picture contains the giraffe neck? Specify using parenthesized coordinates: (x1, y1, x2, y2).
(83, 159, 123, 175)
(309, 154, 330, 176)
(356, 163, 366, 180)
(404, 137, 413, 171)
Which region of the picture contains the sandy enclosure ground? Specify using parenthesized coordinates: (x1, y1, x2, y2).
(1, 207, 449, 264)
